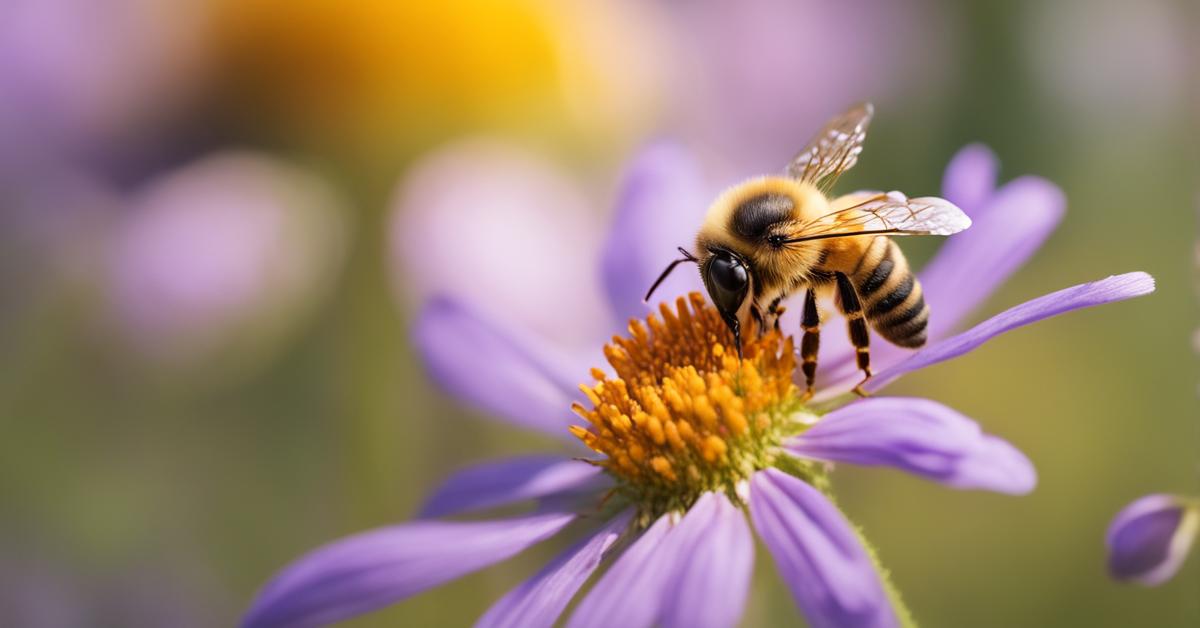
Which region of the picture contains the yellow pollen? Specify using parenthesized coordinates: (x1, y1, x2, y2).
(570, 293, 798, 511)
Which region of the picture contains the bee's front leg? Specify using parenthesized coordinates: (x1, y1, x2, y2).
(834, 272, 873, 397)
(767, 296, 786, 332)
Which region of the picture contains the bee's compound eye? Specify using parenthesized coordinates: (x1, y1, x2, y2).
(707, 253, 749, 315)
(710, 255, 747, 291)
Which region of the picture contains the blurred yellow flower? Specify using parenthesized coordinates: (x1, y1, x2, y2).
(214, 0, 666, 155)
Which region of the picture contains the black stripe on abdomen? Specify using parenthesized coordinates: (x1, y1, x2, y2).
(880, 294, 929, 348)
(858, 256, 894, 297)
(868, 274, 914, 317)
(853, 238, 891, 289)
(889, 295, 926, 327)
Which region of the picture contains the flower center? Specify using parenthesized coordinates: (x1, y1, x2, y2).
(571, 293, 803, 515)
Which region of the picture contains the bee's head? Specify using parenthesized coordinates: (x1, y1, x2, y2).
(699, 247, 752, 357)
(643, 245, 754, 359)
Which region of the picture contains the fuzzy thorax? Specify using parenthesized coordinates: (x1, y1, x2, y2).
(570, 293, 809, 517)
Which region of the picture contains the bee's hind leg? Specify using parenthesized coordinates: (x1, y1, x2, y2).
(834, 272, 873, 397)
(799, 288, 820, 401)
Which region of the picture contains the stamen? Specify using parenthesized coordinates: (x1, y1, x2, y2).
(571, 293, 801, 515)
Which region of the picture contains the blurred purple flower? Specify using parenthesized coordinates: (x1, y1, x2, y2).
(659, 0, 953, 173)
(244, 144, 1153, 626)
(388, 139, 610, 351)
(389, 140, 717, 386)
(106, 151, 347, 369)
(0, 0, 211, 170)
(1106, 494, 1199, 586)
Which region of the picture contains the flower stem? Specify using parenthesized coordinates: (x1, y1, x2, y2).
(852, 522, 919, 628)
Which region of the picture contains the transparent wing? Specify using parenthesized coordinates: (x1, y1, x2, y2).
(785, 191, 971, 242)
(785, 102, 874, 192)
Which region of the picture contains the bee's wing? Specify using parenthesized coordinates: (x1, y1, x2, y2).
(785, 102, 874, 192)
(785, 191, 971, 242)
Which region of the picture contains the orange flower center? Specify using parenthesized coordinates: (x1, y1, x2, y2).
(571, 293, 807, 514)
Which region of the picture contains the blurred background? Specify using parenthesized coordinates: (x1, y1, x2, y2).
(1, 0, 1197, 625)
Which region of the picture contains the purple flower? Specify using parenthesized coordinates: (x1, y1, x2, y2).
(244, 144, 1153, 627)
(106, 151, 347, 369)
(0, 0, 210, 167)
(659, 0, 953, 174)
(388, 139, 611, 351)
(1106, 494, 1199, 586)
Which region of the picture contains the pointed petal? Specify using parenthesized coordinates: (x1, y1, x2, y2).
(419, 456, 609, 519)
(786, 397, 1036, 494)
(1107, 494, 1200, 586)
(414, 296, 583, 437)
(919, 175, 1065, 340)
(567, 514, 674, 628)
(600, 141, 708, 324)
(750, 469, 896, 628)
(477, 511, 632, 628)
(661, 493, 754, 628)
(940, 144, 999, 215)
(866, 272, 1155, 392)
(242, 512, 575, 628)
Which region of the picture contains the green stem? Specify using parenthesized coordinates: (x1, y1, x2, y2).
(851, 522, 918, 628)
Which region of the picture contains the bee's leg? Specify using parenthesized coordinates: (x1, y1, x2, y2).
(799, 288, 820, 401)
(835, 272, 872, 397)
(767, 296, 786, 332)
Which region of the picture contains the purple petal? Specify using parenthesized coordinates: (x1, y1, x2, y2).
(414, 296, 583, 437)
(567, 513, 674, 628)
(866, 272, 1155, 392)
(786, 397, 1036, 494)
(477, 511, 632, 628)
(750, 469, 896, 628)
(242, 512, 575, 628)
(661, 493, 754, 628)
(419, 456, 610, 519)
(1107, 494, 1199, 586)
(919, 175, 1065, 341)
(567, 492, 750, 628)
(600, 141, 708, 324)
(940, 144, 999, 215)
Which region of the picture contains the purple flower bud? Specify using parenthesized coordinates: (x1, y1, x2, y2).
(1106, 494, 1199, 586)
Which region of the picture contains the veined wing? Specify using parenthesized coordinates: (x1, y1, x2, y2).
(785, 102, 873, 193)
(783, 191, 971, 243)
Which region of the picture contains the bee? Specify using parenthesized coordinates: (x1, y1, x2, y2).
(645, 103, 971, 398)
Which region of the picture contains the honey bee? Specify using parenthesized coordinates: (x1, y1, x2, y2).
(646, 103, 971, 397)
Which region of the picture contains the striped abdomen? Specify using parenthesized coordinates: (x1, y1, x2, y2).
(850, 237, 929, 348)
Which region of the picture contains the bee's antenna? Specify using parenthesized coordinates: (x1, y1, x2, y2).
(643, 247, 700, 302)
